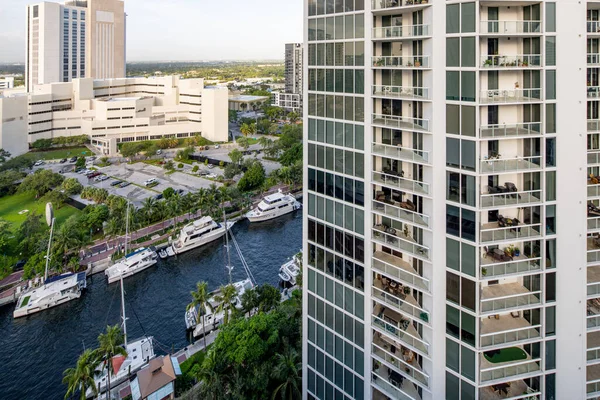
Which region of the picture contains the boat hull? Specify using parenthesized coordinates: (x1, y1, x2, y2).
(106, 259, 158, 284)
(246, 205, 298, 223)
(13, 290, 83, 318)
(172, 222, 233, 255)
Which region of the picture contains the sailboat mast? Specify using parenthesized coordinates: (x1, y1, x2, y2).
(44, 218, 55, 282)
(223, 208, 232, 285)
(120, 273, 127, 346)
(124, 202, 130, 256)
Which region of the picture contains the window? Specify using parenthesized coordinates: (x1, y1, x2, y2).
(447, 138, 460, 168)
(461, 71, 476, 102)
(546, 104, 556, 133)
(546, 37, 556, 66)
(446, 339, 460, 372)
(461, 37, 475, 67)
(447, 38, 460, 67)
(447, 4, 460, 34)
(447, 105, 460, 134)
(546, 70, 556, 100)
(447, 238, 460, 271)
(461, 346, 476, 380)
(461, 3, 476, 33)
(461, 106, 476, 137)
(546, 2, 556, 33)
(447, 72, 460, 100)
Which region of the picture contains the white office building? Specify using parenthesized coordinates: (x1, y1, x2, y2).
(0, 75, 228, 156)
(25, 0, 126, 91)
(303, 1, 590, 399)
(0, 77, 15, 89)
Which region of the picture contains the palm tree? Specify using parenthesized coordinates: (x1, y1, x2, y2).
(187, 281, 210, 349)
(214, 284, 238, 325)
(258, 136, 274, 152)
(153, 200, 168, 229)
(63, 349, 100, 400)
(198, 351, 226, 400)
(271, 344, 302, 400)
(167, 193, 182, 231)
(240, 122, 256, 138)
(140, 197, 157, 226)
(95, 325, 127, 397)
(240, 288, 258, 317)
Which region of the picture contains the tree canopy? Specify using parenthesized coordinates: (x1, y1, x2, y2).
(18, 169, 64, 198)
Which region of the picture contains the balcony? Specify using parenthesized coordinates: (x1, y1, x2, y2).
(373, 171, 429, 196)
(588, 236, 600, 265)
(480, 380, 540, 400)
(481, 282, 541, 314)
(588, 364, 600, 397)
(481, 54, 542, 69)
(480, 347, 541, 384)
(372, 334, 429, 388)
(480, 21, 542, 35)
(481, 189, 543, 209)
(481, 313, 541, 349)
(590, 332, 600, 365)
(481, 251, 541, 280)
(372, 114, 430, 133)
(480, 156, 542, 174)
(372, 55, 431, 69)
(373, 276, 430, 324)
(373, 251, 430, 292)
(589, 266, 600, 299)
(373, 200, 430, 228)
(589, 151, 600, 166)
(373, 224, 430, 260)
(479, 88, 542, 104)
(589, 54, 600, 66)
(480, 221, 542, 244)
(589, 21, 600, 34)
(588, 299, 600, 331)
(372, 24, 430, 40)
(480, 122, 542, 139)
(373, 304, 429, 355)
(372, 85, 430, 101)
(372, 370, 422, 400)
(372, 143, 430, 165)
(589, 86, 600, 99)
(371, 0, 430, 13)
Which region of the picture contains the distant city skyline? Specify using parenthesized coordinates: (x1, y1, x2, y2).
(0, 0, 303, 63)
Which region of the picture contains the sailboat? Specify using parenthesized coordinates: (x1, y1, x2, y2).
(13, 203, 87, 319)
(105, 202, 158, 284)
(87, 274, 155, 398)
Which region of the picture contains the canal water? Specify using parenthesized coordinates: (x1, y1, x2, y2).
(0, 214, 302, 400)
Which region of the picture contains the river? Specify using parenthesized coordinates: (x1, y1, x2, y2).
(0, 213, 302, 399)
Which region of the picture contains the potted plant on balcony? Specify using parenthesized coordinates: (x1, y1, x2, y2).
(482, 267, 488, 277)
(484, 59, 493, 67)
(406, 61, 413, 67)
(403, 286, 411, 295)
(514, 246, 521, 257)
(415, 60, 421, 67)
(522, 59, 529, 67)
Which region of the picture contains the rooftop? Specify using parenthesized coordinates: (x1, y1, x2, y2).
(229, 95, 270, 102)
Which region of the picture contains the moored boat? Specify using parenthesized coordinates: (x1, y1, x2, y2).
(246, 190, 301, 223)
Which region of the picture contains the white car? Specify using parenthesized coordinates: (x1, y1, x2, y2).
(144, 178, 158, 186)
(214, 145, 220, 149)
(206, 173, 218, 179)
(94, 175, 107, 182)
(33, 160, 44, 167)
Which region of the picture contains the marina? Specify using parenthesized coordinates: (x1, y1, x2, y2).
(0, 214, 301, 399)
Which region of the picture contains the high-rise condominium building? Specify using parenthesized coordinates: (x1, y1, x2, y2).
(25, 0, 125, 91)
(304, 1, 590, 399)
(286, 43, 304, 94)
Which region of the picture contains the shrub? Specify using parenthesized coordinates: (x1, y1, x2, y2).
(178, 163, 184, 169)
(192, 165, 199, 173)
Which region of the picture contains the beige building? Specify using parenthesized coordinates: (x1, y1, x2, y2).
(25, 0, 125, 91)
(0, 76, 228, 156)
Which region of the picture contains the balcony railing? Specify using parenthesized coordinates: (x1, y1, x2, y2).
(481, 289, 542, 314)
(480, 21, 542, 35)
(372, 55, 431, 69)
(589, 151, 600, 165)
(589, 282, 600, 298)
(372, 226, 430, 260)
(481, 325, 541, 349)
(373, 171, 430, 196)
(372, 344, 429, 387)
(481, 190, 542, 209)
(371, 372, 417, 400)
(373, 85, 430, 100)
(590, 120, 600, 132)
(588, 346, 600, 363)
(372, 314, 429, 355)
(589, 21, 600, 34)
(480, 223, 542, 244)
(372, 113, 430, 132)
(372, 0, 430, 12)
(481, 258, 541, 280)
(372, 253, 430, 292)
(480, 122, 542, 139)
(589, 249, 600, 265)
(479, 88, 542, 104)
(589, 87, 600, 99)
(480, 359, 541, 383)
(588, 314, 600, 330)
(587, 380, 600, 396)
(372, 143, 430, 164)
(589, 216, 600, 232)
(373, 200, 430, 228)
(481, 54, 542, 68)
(589, 54, 600, 66)
(373, 24, 430, 39)
(480, 156, 542, 174)
(372, 286, 430, 323)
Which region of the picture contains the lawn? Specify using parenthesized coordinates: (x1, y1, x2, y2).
(484, 347, 528, 364)
(25, 147, 92, 161)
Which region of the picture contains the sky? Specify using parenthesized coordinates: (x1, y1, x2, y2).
(0, 0, 303, 63)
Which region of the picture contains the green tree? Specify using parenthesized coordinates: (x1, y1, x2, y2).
(0, 170, 25, 196)
(164, 160, 175, 171)
(62, 349, 100, 400)
(214, 284, 238, 325)
(0, 149, 11, 163)
(120, 142, 145, 158)
(257, 118, 275, 135)
(287, 111, 300, 123)
(75, 156, 86, 169)
(163, 187, 175, 199)
(278, 143, 302, 167)
(0, 219, 12, 252)
(256, 284, 281, 313)
(95, 325, 127, 397)
(240, 122, 256, 138)
(271, 344, 302, 400)
(241, 288, 259, 317)
(228, 148, 244, 165)
(238, 161, 266, 192)
(228, 110, 239, 123)
(61, 177, 83, 195)
(41, 189, 68, 209)
(236, 136, 251, 151)
(140, 197, 158, 225)
(258, 137, 274, 153)
(31, 138, 53, 150)
(18, 169, 64, 198)
(187, 281, 210, 349)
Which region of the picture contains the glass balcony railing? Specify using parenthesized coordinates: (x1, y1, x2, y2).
(587, 380, 600, 396)
(480, 223, 542, 244)
(371, 372, 418, 400)
(480, 20, 542, 34)
(588, 314, 600, 330)
(372, 0, 430, 12)
(480, 156, 542, 174)
(481, 289, 542, 314)
(372, 314, 429, 354)
(480, 122, 542, 139)
(372, 143, 430, 164)
(373, 85, 430, 100)
(371, 344, 429, 387)
(588, 249, 600, 265)
(372, 286, 430, 324)
(481, 258, 541, 280)
(480, 359, 541, 383)
(589, 87, 600, 99)
(481, 190, 542, 209)
(372, 226, 430, 260)
(372, 55, 431, 68)
(588, 346, 600, 363)
(589, 282, 600, 297)
(372, 113, 430, 132)
(589, 21, 600, 34)
(373, 171, 430, 196)
(481, 325, 542, 348)
(481, 54, 542, 68)
(589, 216, 600, 231)
(589, 54, 600, 66)
(479, 88, 542, 104)
(372, 253, 430, 292)
(373, 200, 430, 228)
(373, 24, 430, 39)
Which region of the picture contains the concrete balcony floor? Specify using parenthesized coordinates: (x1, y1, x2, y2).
(482, 282, 532, 301)
(481, 253, 530, 266)
(590, 266, 600, 285)
(588, 363, 600, 382)
(481, 314, 533, 336)
(481, 158, 541, 174)
(373, 365, 422, 400)
(480, 126, 541, 139)
(589, 331, 600, 349)
(479, 380, 531, 400)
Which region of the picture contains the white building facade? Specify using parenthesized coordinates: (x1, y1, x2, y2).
(303, 1, 588, 399)
(0, 76, 228, 156)
(25, 0, 126, 91)
(272, 43, 304, 112)
(0, 77, 15, 89)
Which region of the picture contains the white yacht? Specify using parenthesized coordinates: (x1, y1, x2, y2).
(279, 257, 301, 286)
(105, 248, 158, 284)
(171, 216, 234, 255)
(185, 278, 254, 335)
(13, 272, 87, 318)
(246, 191, 301, 223)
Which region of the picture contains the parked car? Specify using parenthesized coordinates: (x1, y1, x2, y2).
(87, 156, 97, 161)
(214, 145, 220, 149)
(156, 149, 162, 155)
(87, 172, 101, 179)
(110, 180, 122, 186)
(207, 164, 215, 169)
(60, 158, 67, 163)
(175, 189, 185, 196)
(13, 260, 26, 271)
(69, 156, 78, 163)
(144, 178, 158, 186)
(153, 193, 163, 200)
(33, 160, 44, 167)
(118, 181, 131, 188)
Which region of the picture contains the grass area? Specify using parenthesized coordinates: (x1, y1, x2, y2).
(25, 147, 92, 161)
(484, 347, 527, 364)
